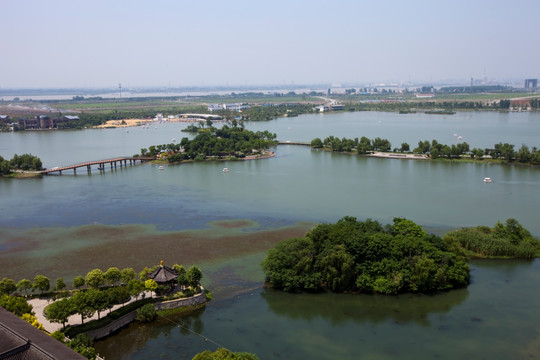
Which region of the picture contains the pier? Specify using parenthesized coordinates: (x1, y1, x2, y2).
(41, 157, 154, 175)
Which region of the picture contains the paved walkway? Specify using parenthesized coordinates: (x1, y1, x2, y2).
(28, 291, 152, 333)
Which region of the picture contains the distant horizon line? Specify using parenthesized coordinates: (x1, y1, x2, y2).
(0, 78, 531, 95)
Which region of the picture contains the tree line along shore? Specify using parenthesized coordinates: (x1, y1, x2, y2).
(310, 136, 540, 165)
(3, 129, 540, 180)
(138, 125, 277, 163)
(2, 90, 540, 132)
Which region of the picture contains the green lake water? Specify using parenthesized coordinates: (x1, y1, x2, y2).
(1, 111, 539, 359)
(94, 257, 540, 360)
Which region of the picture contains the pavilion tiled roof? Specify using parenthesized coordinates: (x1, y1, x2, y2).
(148, 264, 178, 283)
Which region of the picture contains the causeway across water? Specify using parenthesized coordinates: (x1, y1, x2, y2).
(41, 157, 154, 175)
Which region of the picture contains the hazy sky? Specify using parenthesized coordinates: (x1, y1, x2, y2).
(2, 0, 539, 88)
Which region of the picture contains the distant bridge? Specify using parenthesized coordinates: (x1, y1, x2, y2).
(41, 157, 155, 175)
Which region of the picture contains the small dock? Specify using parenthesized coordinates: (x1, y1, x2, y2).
(41, 157, 154, 175)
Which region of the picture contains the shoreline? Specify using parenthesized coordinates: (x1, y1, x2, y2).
(366, 151, 428, 160)
(93, 117, 226, 129)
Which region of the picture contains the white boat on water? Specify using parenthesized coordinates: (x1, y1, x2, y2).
(222, 168, 229, 172)
(158, 166, 164, 170)
(483, 177, 492, 183)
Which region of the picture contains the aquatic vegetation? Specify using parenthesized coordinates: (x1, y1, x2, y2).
(443, 219, 539, 259)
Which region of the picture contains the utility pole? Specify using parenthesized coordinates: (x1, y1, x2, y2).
(119, 83, 122, 98)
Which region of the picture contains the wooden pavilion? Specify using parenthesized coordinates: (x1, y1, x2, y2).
(147, 261, 178, 291)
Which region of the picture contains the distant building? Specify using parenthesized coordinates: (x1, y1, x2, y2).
(39, 115, 52, 129)
(180, 113, 222, 121)
(224, 103, 249, 112)
(207, 104, 223, 112)
(0, 115, 10, 125)
(524, 79, 538, 91)
(316, 103, 344, 112)
(208, 103, 249, 112)
(17, 115, 80, 130)
(316, 105, 329, 112)
(510, 99, 531, 111)
(18, 117, 39, 130)
(415, 93, 435, 98)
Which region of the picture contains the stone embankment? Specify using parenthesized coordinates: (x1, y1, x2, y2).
(86, 292, 207, 340)
(154, 291, 207, 311)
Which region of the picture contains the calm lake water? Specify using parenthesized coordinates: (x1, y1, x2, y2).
(95, 258, 540, 360)
(1, 110, 539, 359)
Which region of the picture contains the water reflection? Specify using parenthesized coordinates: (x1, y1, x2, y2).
(261, 287, 469, 327)
(94, 261, 540, 360)
(95, 306, 207, 359)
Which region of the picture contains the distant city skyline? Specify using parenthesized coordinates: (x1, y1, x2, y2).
(2, 0, 539, 89)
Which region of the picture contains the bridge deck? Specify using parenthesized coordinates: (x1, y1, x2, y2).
(41, 157, 154, 174)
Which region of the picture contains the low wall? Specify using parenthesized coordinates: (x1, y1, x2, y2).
(154, 292, 207, 311)
(85, 292, 207, 340)
(85, 311, 137, 340)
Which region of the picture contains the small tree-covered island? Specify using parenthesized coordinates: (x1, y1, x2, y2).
(139, 125, 278, 162)
(261, 217, 540, 295)
(0, 153, 43, 177)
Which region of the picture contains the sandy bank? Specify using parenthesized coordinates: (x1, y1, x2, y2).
(94, 118, 148, 128)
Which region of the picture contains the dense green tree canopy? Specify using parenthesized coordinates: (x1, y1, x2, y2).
(121, 268, 137, 284)
(0, 295, 33, 316)
(135, 303, 156, 322)
(311, 138, 323, 148)
(0, 156, 12, 175)
(186, 266, 203, 287)
(45, 298, 75, 329)
(9, 153, 43, 171)
(32, 275, 50, 294)
(16, 279, 33, 296)
(262, 217, 470, 295)
(311, 135, 540, 164)
(85, 269, 105, 289)
(0, 278, 16, 295)
(73, 275, 86, 289)
(0, 153, 44, 174)
(142, 126, 277, 162)
(55, 278, 66, 291)
(144, 279, 158, 297)
(72, 291, 95, 324)
(104, 267, 122, 286)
